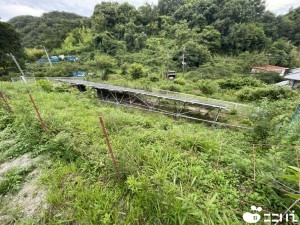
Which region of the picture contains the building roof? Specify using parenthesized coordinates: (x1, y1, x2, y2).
(252, 65, 289, 72)
(285, 73, 300, 81)
(289, 68, 300, 74)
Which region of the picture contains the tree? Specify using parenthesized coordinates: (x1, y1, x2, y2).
(277, 7, 300, 47)
(89, 54, 117, 78)
(0, 22, 24, 74)
(128, 63, 146, 79)
(134, 32, 148, 50)
(61, 26, 93, 53)
(158, 0, 186, 16)
(172, 20, 197, 45)
(197, 26, 221, 52)
(227, 23, 269, 54)
(261, 11, 279, 40)
(174, 41, 212, 68)
(25, 48, 44, 61)
(267, 39, 293, 67)
(9, 12, 88, 50)
(94, 32, 127, 55)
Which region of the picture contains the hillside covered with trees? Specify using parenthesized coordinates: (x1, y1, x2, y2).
(6, 1, 300, 67)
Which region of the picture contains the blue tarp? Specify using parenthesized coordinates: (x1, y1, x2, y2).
(72, 71, 85, 77)
(50, 56, 60, 62)
(66, 56, 76, 62)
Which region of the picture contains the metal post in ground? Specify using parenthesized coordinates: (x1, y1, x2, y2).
(43, 46, 53, 68)
(0, 91, 13, 112)
(99, 116, 121, 179)
(253, 144, 256, 182)
(9, 53, 27, 83)
(29, 93, 48, 131)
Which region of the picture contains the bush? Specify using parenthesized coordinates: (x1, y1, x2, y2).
(121, 63, 129, 75)
(160, 84, 183, 92)
(174, 77, 186, 85)
(149, 75, 159, 82)
(218, 77, 263, 90)
(37, 80, 54, 92)
(237, 87, 294, 102)
(128, 63, 146, 79)
(251, 72, 285, 84)
(198, 80, 219, 95)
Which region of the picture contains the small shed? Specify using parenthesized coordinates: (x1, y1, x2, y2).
(165, 71, 176, 80)
(285, 68, 300, 89)
(251, 65, 289, 76)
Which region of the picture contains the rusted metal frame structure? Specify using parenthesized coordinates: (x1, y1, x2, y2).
(92, 85, 223, 122)
(55, 79, 231, 126)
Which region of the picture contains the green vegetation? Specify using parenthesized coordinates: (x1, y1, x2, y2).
(8, 12, 89, 50)
(0, 0, 300, 224)
(0, 22, 24, 75)
(0, 81, 299, 224)
(0, 167, 34, 195)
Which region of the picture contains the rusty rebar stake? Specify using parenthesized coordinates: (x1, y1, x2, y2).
(29, 93, 48, 132)
(0, 91, 13, 112)
(99, 116, 121, 179)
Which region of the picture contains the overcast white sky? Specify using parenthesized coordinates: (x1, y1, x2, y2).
(0, 0, 299, 21)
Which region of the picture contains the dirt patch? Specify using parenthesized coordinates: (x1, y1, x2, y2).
(0, 154, 49, 221)
(0, 153, 33, 176)
(9, 169, 47, 218)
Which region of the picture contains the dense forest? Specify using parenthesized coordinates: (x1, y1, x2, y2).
(0, 0, 300, 224)
(3, 0, 300, 69)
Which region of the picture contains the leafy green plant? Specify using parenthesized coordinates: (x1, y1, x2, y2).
(128, 63, 147, 79)
(280, 166, 300, 201)
(0, 167, 33, 195)
(174, 77, 187, 85)
(237, 87, 293, 102)
(218, 77, 263, 90)
(198, 80, 219, 95)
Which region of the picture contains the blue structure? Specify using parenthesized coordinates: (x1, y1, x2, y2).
(50, 56, 60, 62)
(66, 56, 77, 62)
(72, 71, 85, 77)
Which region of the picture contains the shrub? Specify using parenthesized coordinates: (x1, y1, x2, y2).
(218, 77, 263, 90)
(37, 80, 54, 92)
(237, 87, 294, 102)
(174, 77, 187, 85)
(160, 84, 183, 92)
(128, 63, 146, 79)
(121, 63, 129, 75)
(198, 80, 219, 95)
(149, 75, 159, 82)
(251, 72, 285, 84)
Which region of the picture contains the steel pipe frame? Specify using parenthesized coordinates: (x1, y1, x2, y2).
(96, 86, 223, 124)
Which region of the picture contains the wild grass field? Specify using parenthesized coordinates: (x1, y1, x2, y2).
(0, 81, 299, 224)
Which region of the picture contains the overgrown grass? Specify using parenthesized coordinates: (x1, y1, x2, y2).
(0, 81, 298, 224)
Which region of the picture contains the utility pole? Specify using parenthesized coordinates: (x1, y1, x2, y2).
(182, 47, 186, 76)
(165, 51, 170, 79)
(43, 45, 53, 68)
(9, 53, 27, 83)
